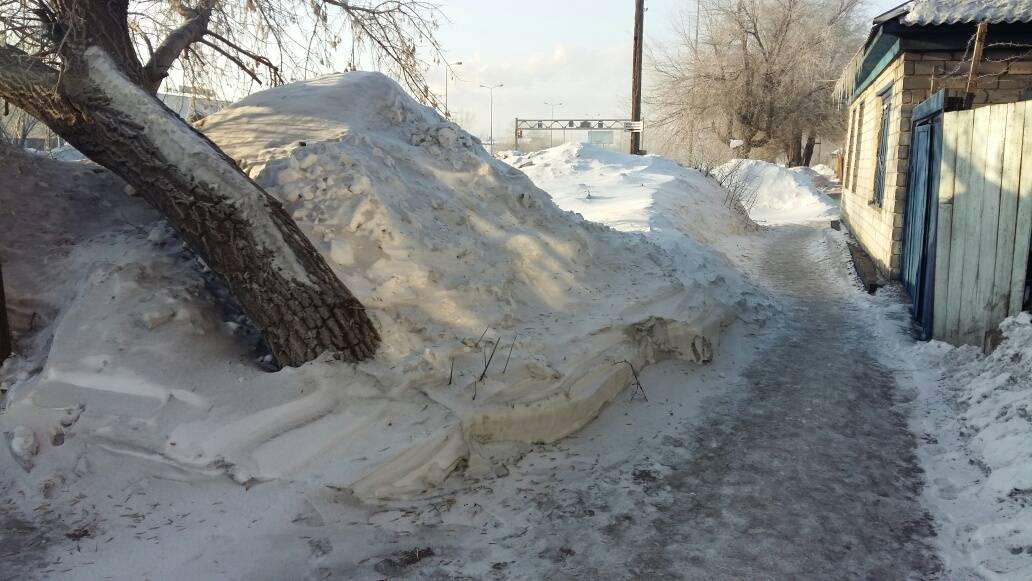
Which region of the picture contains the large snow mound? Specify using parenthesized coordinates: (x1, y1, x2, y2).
(499, 143, 754, 244)
(711, 159, 839, 225)
(498, 143, 760, 288)
(2, 73, 760, 503)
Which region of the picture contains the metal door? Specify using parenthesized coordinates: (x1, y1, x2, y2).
(901, 113, 942, 339)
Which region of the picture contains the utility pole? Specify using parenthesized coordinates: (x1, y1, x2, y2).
(480, 83, 503, 155)
(544, 101, 562, 147)
(630, 0, 645, 155)
(444, 61, 462, 119)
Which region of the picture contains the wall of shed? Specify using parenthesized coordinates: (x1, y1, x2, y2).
(840, 49, 1032, 276)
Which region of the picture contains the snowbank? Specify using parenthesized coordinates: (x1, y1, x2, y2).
(811, 163, 836, 179)
(913, 314, 1032, 577)
(953, 314, 1032, 500)
(500, 143, 754, 245)
(498, 144, 763, 305)
(711, 159, 839, 225)
(1, 73, 758, 503)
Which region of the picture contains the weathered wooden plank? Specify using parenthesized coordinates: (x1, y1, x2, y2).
(1010, 100, 1032, 316)
(944, 109, 976, 343)
(991, 102, 1026, 325)
(969, 104, 1009, 344)
(931, 204, 953, 340)
(932, 111, 961, 341)
(957, 105, 993, 345)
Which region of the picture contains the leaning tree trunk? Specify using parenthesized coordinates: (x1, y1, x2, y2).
(0, 261, 11, 363)
(0, 46, 380, 367)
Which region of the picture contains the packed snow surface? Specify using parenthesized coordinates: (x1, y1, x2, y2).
(1, 71, 761, 522)
(711, 159, 839, 225)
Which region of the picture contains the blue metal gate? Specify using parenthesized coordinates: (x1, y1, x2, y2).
(901, 93, 945, 339)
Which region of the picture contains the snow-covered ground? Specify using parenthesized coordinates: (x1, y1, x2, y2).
(899, 314, 1032, 579)
(0, 74, 767, 578)
(1, 72, 1028, 579)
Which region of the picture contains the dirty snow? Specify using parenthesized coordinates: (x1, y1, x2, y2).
(1, 68, 1027, 580)
(899, 313, 1032, 579)
(711, 159, 839, 225)
(0, 70, 772, 579)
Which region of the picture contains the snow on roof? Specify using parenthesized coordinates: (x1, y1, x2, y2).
(900, 0, 1032, 25)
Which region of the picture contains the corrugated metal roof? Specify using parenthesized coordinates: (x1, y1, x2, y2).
(900, 0, 1032, 25)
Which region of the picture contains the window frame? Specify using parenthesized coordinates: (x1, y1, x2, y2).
(844, 107, 857, 191)
(851, 101, 865, 190)
(871, 84, 894, 207)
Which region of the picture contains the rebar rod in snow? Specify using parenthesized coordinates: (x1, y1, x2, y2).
(502, 333, 518, 374)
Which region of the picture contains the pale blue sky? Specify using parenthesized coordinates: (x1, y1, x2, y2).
(427, 0, 904, 140)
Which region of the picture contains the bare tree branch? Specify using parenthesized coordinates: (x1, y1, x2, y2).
(141, 0, 213, 93)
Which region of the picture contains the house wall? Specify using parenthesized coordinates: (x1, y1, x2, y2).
(840, 49, 1032, 276)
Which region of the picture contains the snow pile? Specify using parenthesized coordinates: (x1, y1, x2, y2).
(47, 145, 87, 162)
(953, 314, 1032, 500)
(1, 73, 759, 505)
(711, 159, 839, 225)
(922, 313, 1032, 576)
(811, 163, 836, 179)
(497, 143, 764, 290)
(501, 143, 754, 246)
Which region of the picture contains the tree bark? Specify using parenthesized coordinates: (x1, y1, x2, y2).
(0, 261, 11, 363)
(801, 132, 817, 167)
(0, 45, 380, 367)
(785, 129, 803, 167)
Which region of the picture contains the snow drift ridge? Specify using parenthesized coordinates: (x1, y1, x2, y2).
(3, 72, 756, 502)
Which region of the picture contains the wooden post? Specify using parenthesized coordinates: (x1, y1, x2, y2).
(965, 22, 988, 108)
(0, 261, 11, 363)
(630, 0, 644, 155)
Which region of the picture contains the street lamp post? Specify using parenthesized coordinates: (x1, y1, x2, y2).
(444, 61, 462, 119)
(480, 83, 503, 155)
(544, 101, 563, 147)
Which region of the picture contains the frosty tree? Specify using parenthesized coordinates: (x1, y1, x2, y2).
(0, 0, 444, 366)
(651, 0, 865, 165)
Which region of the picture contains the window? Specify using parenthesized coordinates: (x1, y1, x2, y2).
(851, 102, 865, 189)
(844, 108, 858, 191)
(872, 87, 893, 206)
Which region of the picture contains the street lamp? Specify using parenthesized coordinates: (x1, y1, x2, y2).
(544, 101, 563, 147)
(480, 82, 503, 155)
(444, 61, 462, 119)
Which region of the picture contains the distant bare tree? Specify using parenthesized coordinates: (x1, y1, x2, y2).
(0, 1, 445, 366)
(0, 104, 40, 147)
(650, 0, 865, 165)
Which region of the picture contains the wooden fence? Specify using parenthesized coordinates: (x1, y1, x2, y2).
(933, 100, 1032, 345)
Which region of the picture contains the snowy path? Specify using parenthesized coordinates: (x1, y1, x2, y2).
(1, 195, 949, 578)
(318, 224, 946, 580)
(623, 225, 942, 578)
